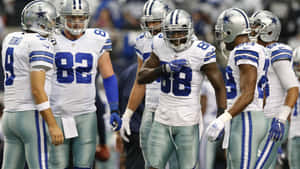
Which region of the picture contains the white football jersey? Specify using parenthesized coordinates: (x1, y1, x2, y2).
(50, 28, 112, 116)
(264, 43, 293, 118)
(225, 42, 269, 112)
(152, 33, 216, 126)
(201, 78, 217, 125)
(135, 32, 160, 111)
(2, 32, 54, 112)
(290, 81, 300, 138)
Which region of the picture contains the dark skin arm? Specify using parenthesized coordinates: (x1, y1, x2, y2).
(228, 64, 257, 117)
(137, 52, 161, 84)
(201, 63, 227, 113)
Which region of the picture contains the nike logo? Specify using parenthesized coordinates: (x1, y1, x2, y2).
(43, 45, 50, 49)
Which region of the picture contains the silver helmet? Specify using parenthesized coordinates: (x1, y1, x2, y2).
(215, 8, 251, 43)
(21, 0, 57, 36)
(293, 47, 300, 78)
(60, 0, 90, 35)
(141, 0, 170, 38)
(250, 10, 281, 42)
(163, 9, 194, 52)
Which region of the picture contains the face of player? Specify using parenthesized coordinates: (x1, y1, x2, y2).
(65, 15, 87, 30)
(146, 21, 162, 35)
(166, 30, 188, 46)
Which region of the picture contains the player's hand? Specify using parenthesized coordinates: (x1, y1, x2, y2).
(110, 112, 122, 131)
(120, 109, 134, 142)
(206, 111, 232, 142)
(162, 59, 188, 73)
(268, 118, 285, 142)
(95, 144, 111, 161)
(48, 124, 64, 145)
(206, 118, 225, 142)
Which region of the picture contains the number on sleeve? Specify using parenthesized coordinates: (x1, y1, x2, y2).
(225, 66, 237, 99)
(4, 47, 15, 86)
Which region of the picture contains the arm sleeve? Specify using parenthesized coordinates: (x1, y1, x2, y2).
(272, 60, 298, 90)
(234, 49, 259, 67)
(103, 74, 119, 111)
(29, 40, 54, 71)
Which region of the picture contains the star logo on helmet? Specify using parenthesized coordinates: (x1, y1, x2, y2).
(271, 17, 277, 24)
(223, 15, 230, 23)
(36, 11, 46, 18)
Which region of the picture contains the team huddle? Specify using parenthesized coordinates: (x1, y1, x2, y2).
(1, 0, 300, 169)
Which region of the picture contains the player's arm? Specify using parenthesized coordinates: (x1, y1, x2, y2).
(98, 51, 121, 131)
(201, 63, 227, 115)
(30, 70, 64, 145)
(229, 64, 257, 117)
(137, 52, 161, 84)
(272, 60, 299, 122)
(120, 57, 146, 142)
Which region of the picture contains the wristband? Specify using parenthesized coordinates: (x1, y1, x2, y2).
(36, 101, 50, 112)
(278, 105, 291, 122)
(123, 108, 134, 118)
(219, 110, 232, 123)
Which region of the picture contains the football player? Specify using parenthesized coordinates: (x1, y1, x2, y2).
(138, 9, 227, 169)
(288, 47, 300, 169)
(1, 1, 64, 169)
(47, 0, 121, 168)
(206, 8, 270, 169)
(249, 10, 299, 169)
(119, 0, 170, 168)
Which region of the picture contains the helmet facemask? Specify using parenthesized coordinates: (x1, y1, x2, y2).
(62, 15, 89, 36)
(140, 17, 162, 38)
(164, 26, 193, 52)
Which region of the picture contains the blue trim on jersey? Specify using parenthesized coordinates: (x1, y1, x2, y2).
(30, 57, 53, 64)
(135, 48, 143, 56)
(233, 8, 249, 28)
(234, 55, 258, 65)
(102, 45, 112, 50)
(271, 54, 292, 64)
(294, 101, 298, 116)
(103, 74, 119, 111)
(235, 50, 259, 58)
(105, 39, 112, 44)
(143, 53, 151, 61)
(29, 51, 54, 58)
(271, 49, 292, 57)
(204, 54, 216, 62)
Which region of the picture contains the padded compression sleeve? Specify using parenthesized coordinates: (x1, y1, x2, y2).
(103, 74, 119, 111)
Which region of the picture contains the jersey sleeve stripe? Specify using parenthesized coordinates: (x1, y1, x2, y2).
(102, 45, 112, 51)
(235, 50, 259, 58)
(271, 54, 292, 64)
(105, 39, 112, 44)
(271, 49, 292, 57)
(30, 57, 53, 64)
(204, 54, 216, 62)
(29, 51, 53, 58)
(234, 55, 258, 65)
(136, 48, 143, 56)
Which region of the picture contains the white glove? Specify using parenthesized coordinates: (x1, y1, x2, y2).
(206, 111, 232, 142)
(120, 108, 134, 142)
